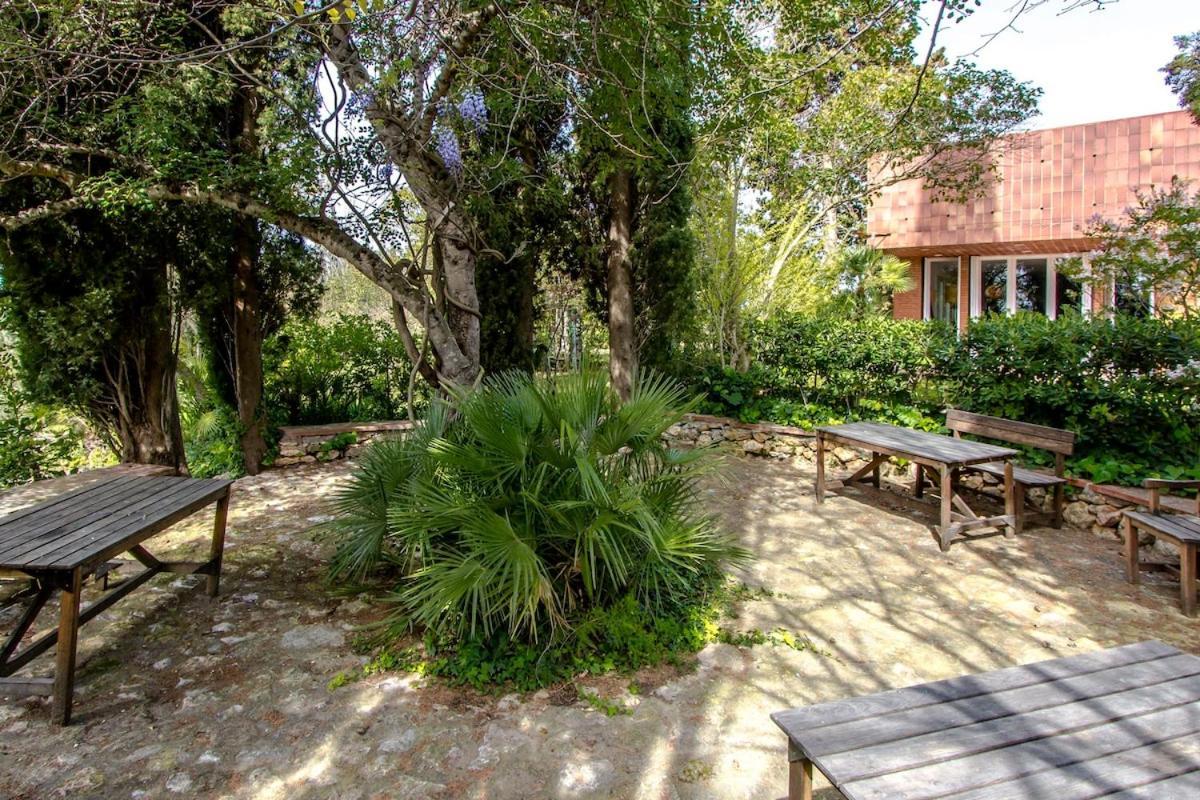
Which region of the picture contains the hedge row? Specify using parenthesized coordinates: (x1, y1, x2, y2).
(691, 312, 1200, 483)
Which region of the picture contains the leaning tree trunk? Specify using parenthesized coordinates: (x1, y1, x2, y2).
(606, 169, 636, 401)
(438, 233, 481, 384)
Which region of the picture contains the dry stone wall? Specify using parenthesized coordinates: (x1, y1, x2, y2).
(269, 414, 1174, 559)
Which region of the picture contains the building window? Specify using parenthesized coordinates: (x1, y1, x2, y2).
(970, 254, 1089, 321)
(923, 258, 958, 325)
(980, 259, 1008, 315)
(1014, 258, 1048, 313)
(1054, 264, 1085, 317)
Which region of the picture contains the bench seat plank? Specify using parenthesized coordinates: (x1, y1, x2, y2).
(841, 706, 1200, 800)
(771, 641, 1175, 733)
(1124, 511, 1200, 544)
(967, 461, 1065, 487)
(773, 642, 1200, 800)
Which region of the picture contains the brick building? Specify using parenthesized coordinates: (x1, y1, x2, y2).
(867, 110, 1200, 330)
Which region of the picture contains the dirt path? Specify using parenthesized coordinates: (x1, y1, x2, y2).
(1, 457, 1197, 799)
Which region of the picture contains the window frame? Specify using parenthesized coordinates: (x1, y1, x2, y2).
(968, 254, 1092, 320)
(922, 257, 961, 324)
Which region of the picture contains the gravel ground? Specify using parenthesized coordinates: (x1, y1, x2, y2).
(1, 455, 1197, 800)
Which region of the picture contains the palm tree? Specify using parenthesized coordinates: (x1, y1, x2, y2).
(326, 369, 746, 643)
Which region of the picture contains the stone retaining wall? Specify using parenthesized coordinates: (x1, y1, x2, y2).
(272, 420, 413, 467)
(268, 414, 1175, 558)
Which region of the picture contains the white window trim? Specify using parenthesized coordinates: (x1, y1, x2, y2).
(922, 257, 960, 322)
(968, 254, 1091, 321)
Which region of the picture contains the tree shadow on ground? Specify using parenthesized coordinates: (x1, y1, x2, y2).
(2, 456, 1199, 799)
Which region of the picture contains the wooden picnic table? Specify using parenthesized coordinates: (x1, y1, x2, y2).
(0, 473, 231, 724)
(772, 640, 1200, 800)
(816, 421, 1019, 551)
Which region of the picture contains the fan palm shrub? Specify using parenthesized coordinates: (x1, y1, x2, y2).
(326, 369, 746, 644)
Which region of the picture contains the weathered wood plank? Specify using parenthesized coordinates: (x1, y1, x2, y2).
(1126, 511, 1200, 545)
(818, 672, 1200, 784)
(772, 642, 1177, 735)
(0, 677, 54, 697)
(2, 481, 201, 568)
(0, 475, 147, 545)
(0, 478, 191, 562)
(945, 410, 1075, 453)
(800, 653, 1200, 758)
(816, 422, 1017, 467)
(7, 481, 228, 570)
(835, 702, 1200, 799)
(1099, 769, 1200, 799)
(969, 461, 1065, 487)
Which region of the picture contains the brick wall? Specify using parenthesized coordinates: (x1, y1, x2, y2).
(893, 256, 923, 320)
(869, 110, 1200, 256)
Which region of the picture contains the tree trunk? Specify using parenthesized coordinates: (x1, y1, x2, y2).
(111, 301, 187, 471)
(231, 217, 267, 474)
(229, 83, 267, 474)
(438, 233, 481, 387)
(606, 169, 636, 401)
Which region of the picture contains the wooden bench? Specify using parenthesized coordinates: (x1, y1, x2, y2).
(945, 410, 1075, 532)
(1122, 479, 1200, 617)
(772, 641, 1200, 800)
(0, 474, 232, 724)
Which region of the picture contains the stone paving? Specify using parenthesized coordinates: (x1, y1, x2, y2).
(1, 456, 1198, 800)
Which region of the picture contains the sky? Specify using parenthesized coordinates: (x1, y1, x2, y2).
(918, 0, 1199, 129)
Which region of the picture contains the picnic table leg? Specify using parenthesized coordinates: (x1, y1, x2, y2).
(207, 489, 231, 598)
(788, 741, 814, 800)
(52, 567, 82, 726)
(1182, 542, 1197, 618)
(814, 433, 825, 504)
(1053, 453, 1066, 529)
(939, 464, 953, 552)
(1003, 461, 1017, 537)
(1123, 516, 1140, 585)
(914, 462, 925, 498)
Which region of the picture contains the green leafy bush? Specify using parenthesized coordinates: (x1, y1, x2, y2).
(693, 313, 951, 430)
(0, 308, 104, 488)
(692, 311, 1200, 485)
(948, 313, 1200, 471)
(326, 369, 748, 648)
(263, 314, 426, 425)
(179, 401, 245, 479)
(327, 583, 817, 693)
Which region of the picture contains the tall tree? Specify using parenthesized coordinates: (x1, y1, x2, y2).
(576, 0, 700, 398)
(1165, 31, 1200, 123)
(0, 0, 593, 391)
(0, 205, 228, 469)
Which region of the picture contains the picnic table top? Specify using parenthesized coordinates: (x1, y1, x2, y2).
(0, 474, 231, 573)
(817, 421, 1018, 467)
(772, 640, 1200, 800)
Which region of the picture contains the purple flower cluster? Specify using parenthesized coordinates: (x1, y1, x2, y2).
(436, 127, 463, 177)
(458, 88, 488, 135)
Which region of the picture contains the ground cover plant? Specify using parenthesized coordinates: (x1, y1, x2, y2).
(325, 369, 749, 688)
